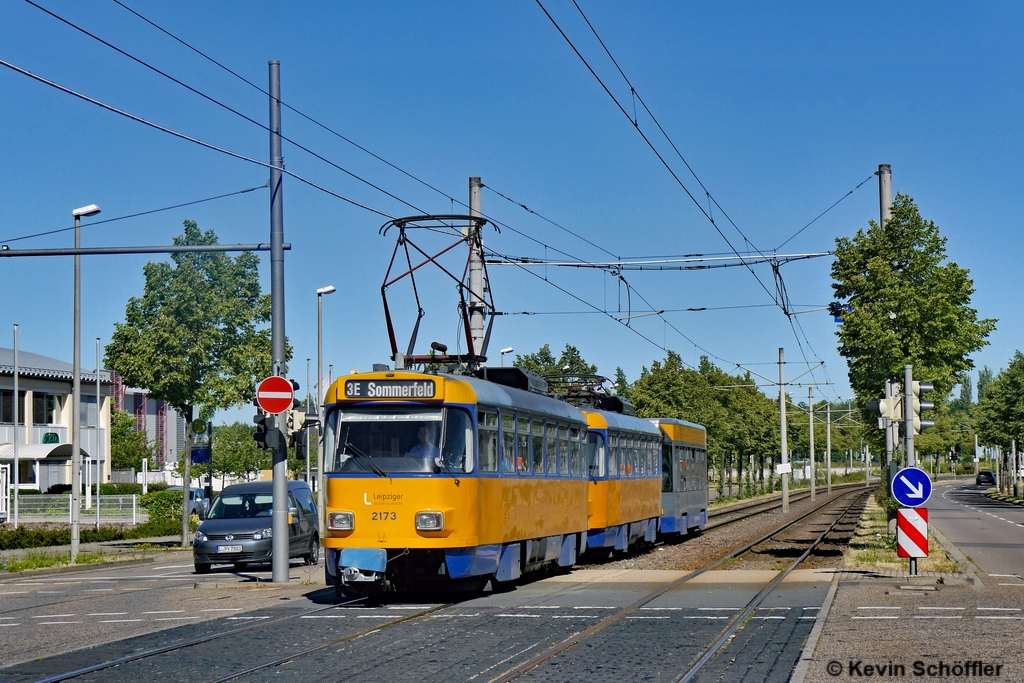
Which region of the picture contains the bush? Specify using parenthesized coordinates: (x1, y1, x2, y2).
(46, 484, 72, 494)
(139, 490, 183, 523)
(147, 482, 170, 492)
(15, 489, 42, 495)
(0, 525, 127, 550)
(92, 483, 143, 495)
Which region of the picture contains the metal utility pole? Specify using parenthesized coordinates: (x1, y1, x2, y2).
(96, 338, 101, 530)
(883, 380, 894, 468)
(808, 387, 815, 501)
(779, 348, 789, 513)
(974, 433, 979, 476)
(904, 365, 915, 467)
(12, 324, 18, 529)
(826, 402, 832, 494)
(467, 177, 486, 357)
(305, 358, 311, 484)
(268, 60, 290, 584)
(879, 163, 892, 226)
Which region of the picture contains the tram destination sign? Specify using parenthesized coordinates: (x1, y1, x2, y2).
(345, 379, 437, 399)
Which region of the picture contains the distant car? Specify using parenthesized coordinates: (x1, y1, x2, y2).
(976, 470, 996, 486)
(167, 486, 209, 519)
(192, 480, 319, 574)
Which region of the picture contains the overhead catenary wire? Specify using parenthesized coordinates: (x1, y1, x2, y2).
(775, 172, 877, 250)
(0, 58, 394, 218)
(0, 183, 267, 245)
(25, 0, 430, 217)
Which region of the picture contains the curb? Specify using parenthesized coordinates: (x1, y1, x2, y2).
(789, 572, 840, 683)
(0, 556, 157, 581)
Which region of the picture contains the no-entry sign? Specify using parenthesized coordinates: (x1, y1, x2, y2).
(256, 376, 294, 414)
(897, 507, 928, 558)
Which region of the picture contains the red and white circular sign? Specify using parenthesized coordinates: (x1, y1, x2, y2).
(256, 376, 294, 414)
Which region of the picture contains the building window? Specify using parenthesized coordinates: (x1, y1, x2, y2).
(80, 395, 99, 427)
(33, 393, 57, 425)
(0, 390, 27, 425)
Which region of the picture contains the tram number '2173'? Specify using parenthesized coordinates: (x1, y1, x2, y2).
(371, 511, 397, 521)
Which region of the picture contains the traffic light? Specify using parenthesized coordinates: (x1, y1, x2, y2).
(910, 381, 935, 434)
(253, 411, 270, 450)
(285, 407, 307, 448)
(867, 395, 902, 421)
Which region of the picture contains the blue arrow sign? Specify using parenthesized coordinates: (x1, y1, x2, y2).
(891, 466, 932, 507)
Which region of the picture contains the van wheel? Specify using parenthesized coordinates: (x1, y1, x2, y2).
(233, 562, 248, 571)
(306, 534, 320, 566)
(194, 562, 211, 574)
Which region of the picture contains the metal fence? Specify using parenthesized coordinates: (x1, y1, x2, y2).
(6, 494, 147, 524)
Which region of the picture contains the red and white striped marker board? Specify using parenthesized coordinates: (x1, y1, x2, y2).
(897, 507, 928, 558)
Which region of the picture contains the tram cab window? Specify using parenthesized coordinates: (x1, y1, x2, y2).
(662, 443, 673, 492)
(586, 432, 606, 478)
(558, 424, 570, 475)
(442, 408, 473, 472)
(332, 407, 479, 474)
(501, 414, 516, 474)
(532, 419, 545, 473)
(478, 411, 499, 472)
(517, 417, 531, 474)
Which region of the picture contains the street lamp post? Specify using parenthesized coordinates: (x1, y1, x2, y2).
(316, 285, 335, 526)
(500, 347, 514, 367)
(71, 203, 100, 563)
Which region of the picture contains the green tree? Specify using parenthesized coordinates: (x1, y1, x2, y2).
(977, 366, 994, 402)
(514, 344, 598, 377)
(105, 220, 273, 545)
(212, 422, 269, 485)
(109, 409, 154, 472)
(975, 352, 1024, 448)
(831, 194, 995, 419)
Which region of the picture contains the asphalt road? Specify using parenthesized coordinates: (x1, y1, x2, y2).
(929, 480, 1024, 579)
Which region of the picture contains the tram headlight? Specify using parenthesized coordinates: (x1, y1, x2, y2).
(415, 511, 444, 531)
(328, 511, 355, 531)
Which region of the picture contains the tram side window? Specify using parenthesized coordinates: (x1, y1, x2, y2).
(662, 443, 673, 492)
(546, 423, 558, 475)
(478, 411, 498, 472)
(587, 431, 605, 478)
(517, 417, 531, 474)
(501, 414, 517, 474)
(558, 424, 569, 475)
(648, 440, 656, 475)
(570, 427, 581, 476)
(532, 419, 545, 473)
(607, 433, 617, 478)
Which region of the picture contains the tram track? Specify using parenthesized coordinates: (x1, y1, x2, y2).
(18, 486, 869, 683)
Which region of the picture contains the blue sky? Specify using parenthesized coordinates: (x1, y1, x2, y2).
(1, 1, 1020, 423)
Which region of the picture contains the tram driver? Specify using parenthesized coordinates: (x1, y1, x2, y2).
(410, 423, 440, 459)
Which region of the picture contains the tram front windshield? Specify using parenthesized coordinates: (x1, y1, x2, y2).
(330, 407, 473, 474)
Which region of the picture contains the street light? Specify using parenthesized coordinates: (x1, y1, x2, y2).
(71, 203, 100, 563)
(316, 285, 336, 527)
(500, 347, 514, 367)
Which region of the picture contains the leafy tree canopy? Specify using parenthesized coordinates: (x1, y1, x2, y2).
(831, 194, 995, 404)
(109, 409, 154, 472)
(212, 422, 268, 482)
(514, 344, 597, 377)
(975, 352, 1024, 448)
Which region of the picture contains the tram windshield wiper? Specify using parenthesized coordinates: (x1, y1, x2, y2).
(341, 441, 389, 478)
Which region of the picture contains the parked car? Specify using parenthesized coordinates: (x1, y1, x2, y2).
(192, 480, 319, 574)
(167, 486, 210, 519)
(976, 470, 996, 486)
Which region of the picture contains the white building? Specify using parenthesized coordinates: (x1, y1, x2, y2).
(0, 348, 111, 492)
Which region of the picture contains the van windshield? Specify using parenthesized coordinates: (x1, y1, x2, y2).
(207, 493, 273, 519)
(329, 406, 474, 474)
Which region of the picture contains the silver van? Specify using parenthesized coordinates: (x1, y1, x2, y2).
(193, 480, 319, 573)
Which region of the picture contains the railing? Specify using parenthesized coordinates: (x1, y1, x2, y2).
(7, 494, 147, 524)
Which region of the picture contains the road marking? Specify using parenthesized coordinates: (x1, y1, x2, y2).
(551, 615, 598, 619)
(640, 607, 682, 611)
(37, 621, 83, 625)
(997, 583, 1024, 587)
(573, 605, 616, 609)
(988, 574, 1020, 578)
(300, 615, 347, 619)
(83, 589, 114, 592)
(977, 616, 1024, 620)
(32, 614, 74, 618)
(751, 616, 786, 619)
(683, 616, 728, 620)
(914, 616, 961, 619)
(627, 616, 670, 619)
(142, 610, 184, 614)
(87, 612, 128, 616)
(857, 606, 900, 610)
(356, 615, 400, 619)
(430, 613, 479, 618)
(388, 606, 432, 610)
(37, 591, 63, 594)
(919, 607, 964, 610)
(497, 614, 542, 618)
(200, 608, 244, 612)
(155, 616, 201, 621)
(227, 616, 271, 620)
(0, 623, 21, 627)
(698, 607, 740, 611)
(99, 619, 143, 623)
(852, 616, 898, 620)
(0, 591, 28, 595)
(799, 616, 817, 620)
(977, 607, 1021, 611)
(517, 605, 561, 609)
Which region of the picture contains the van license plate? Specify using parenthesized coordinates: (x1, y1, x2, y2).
(216, 545, 243, 553)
